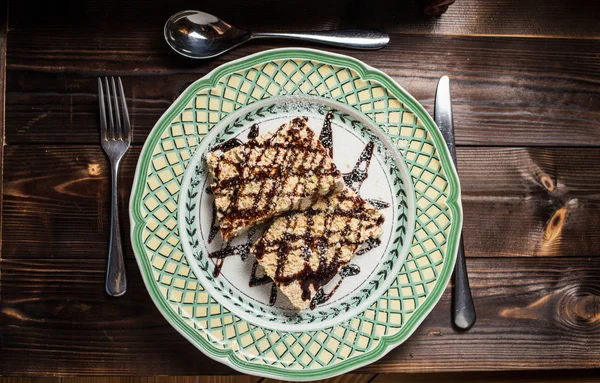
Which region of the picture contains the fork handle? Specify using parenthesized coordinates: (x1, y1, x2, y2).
(106, 160, 127, 297)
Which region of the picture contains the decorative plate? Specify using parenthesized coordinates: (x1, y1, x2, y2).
(130, 48, 462, 381)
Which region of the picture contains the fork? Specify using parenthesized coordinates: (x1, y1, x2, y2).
(98, 77, 131, 297)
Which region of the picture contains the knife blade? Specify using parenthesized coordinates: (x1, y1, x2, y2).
(434, 76, 476, 330)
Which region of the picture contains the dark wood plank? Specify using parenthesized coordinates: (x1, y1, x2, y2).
(62, 378, 260, 383)
(367, 257, 600, 373)
(459, 148, 600, 257)
(411, 0, 600, 38)
(1, 257, 599, 375)
(263, 374, 375, 383)
(0, 378, 259, 383)
(0, 0, 6, 259)
(6, 33, 600, 147)
(3, 373, 600, 383)
(0, 379, 60, 383)
(61, 379, 155, 383)
(3, 0, 600, 378)
(0, 377, 260, 383)
(156, 377, 258, 383)
(2, 373, 600, 383)
(0, 258, 235, 376)
(1, 145, 135, 260)
(373, 370, 600, 382)
(7, 0, 600, 38)
(2, 146, 599, 260)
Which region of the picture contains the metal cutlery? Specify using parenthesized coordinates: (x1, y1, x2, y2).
(164, 10, 390, 59)
(98, 76, 131, 297)
(434, 76, 476, 330)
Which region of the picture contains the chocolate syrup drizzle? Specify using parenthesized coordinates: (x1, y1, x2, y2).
(356, 237, 382, 256)
(247, 123, 260, 139)
(343, 141, 374, 193)
(209, 225, 261, 278)
(206, 112, 389, 309)
(208, 126, 263, 275)
(207, 124, 261, 244)
(208, 207, 220, 243)
(211, 138, 243, 152)
(204, 186, 220, 243)
(366, 198, 391, 210)
(339, 128, 388, 210)
(252, 188, 384, 304)
(249, 260, 271, 286)
(249, 260, 278, 306)
(310, 264, 360, 309)
(206, 125, 259, 244)
(209, 243, 250, 278)
(211, 117, 341, 240)
(319, 111, 334, 158)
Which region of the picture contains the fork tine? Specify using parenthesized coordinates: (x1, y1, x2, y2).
(98, 78, 107, 140)
(117, 77, 131, 142)
(110, 77, 122, 140)
(104, 77, 115, 139)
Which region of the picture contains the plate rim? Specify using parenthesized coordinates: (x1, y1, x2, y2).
(129, 47, 463, 381)
(176, 97, 416, 331)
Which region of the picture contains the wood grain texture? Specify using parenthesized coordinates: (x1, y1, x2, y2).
(156, 378, 257, 383)
(2, 146, 599, 260)
(6, 34, 600, 147)
(0, 0, 6, 259)
(262, 374, 374, 383)
(0, 380, 60, 383)
(1, 257, 599, 375)
(0, 258, 235, 376)
(3, 0, 600, 378)
(6, 0, 600, 38)
(2, 373, 600, 383)
(459, 148, 600, 257)
(372, 370, 600, 382)
(62, 379, 155, 383)
(1, 378, 257, 383)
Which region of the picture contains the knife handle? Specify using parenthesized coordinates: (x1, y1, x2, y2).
(453, 235, 476, 330)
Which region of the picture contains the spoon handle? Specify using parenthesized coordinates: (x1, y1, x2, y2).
(252, 29, 389, 50)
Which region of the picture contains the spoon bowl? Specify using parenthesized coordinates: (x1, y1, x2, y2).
(165, 10, 251, 59)
(165, 10, 390, 59)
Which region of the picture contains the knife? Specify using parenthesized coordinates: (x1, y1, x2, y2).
(434, 76, 476, 330)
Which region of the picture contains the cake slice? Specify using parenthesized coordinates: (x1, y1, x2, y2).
(206, 117, 344, 241)
(250, 187, 385, 310)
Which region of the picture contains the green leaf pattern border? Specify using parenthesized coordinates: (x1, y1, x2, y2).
(129, 48, 462, 381)
(181, 104, 410, 325)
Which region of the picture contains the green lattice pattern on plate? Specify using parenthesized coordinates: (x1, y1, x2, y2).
(130, 48, 461, 381)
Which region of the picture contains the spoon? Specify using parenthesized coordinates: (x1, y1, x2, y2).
(164, 10, 390, 59)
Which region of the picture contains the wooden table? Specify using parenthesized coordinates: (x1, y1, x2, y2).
(1, 0, 600, 380)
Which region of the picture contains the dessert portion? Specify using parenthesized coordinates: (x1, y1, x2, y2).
(206, 117, 345, 241)
(250, 187, 385, 310)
